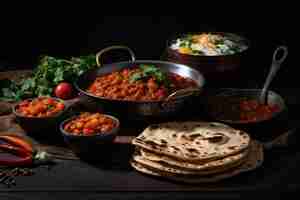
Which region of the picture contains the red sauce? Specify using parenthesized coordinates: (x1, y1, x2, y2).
(87, 66, 197, 101)
(210, 97, 281, 123)
(238, 99, 281, 122)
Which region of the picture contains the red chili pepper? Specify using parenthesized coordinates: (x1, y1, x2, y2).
(0, 135, 34, 154)
(0, 144, 33, 166)
(0, 135, 34, 166)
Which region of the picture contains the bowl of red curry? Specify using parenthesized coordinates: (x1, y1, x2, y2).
(60, 112, 120, 156)
(13, 97, 67, 134)
(205, 88, 287, 126)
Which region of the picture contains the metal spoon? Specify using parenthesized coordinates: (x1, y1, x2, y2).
(259, 46, 288, 104)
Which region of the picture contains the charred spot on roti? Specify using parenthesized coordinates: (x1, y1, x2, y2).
(171, 146, 180, 151)
(205, 133, 229, 144)
(189, 133, 202, 139)
(186, 148, 199, 154)
(160, 139, 167, 144)
(228, 146, 237, 150)
(181, 134, 193, 142)
(181, 134, 188, 138)
(144, 140, 161, 148)
(140, 136, 146, 139)
(157, 160, 166, 165)
(172, 133, 177, 138)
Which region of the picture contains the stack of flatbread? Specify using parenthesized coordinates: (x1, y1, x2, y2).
(130, 121, 263, 183)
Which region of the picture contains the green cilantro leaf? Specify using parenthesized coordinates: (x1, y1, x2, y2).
(129, 72, 143, 83)
(129, 65, 170, 88)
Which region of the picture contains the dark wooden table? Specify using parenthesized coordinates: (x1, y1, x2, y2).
(0, 70, 299, 199)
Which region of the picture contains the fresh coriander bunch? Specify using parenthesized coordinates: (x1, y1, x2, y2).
(0, 55, 97, 101)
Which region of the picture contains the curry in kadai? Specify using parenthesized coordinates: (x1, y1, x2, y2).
(87, 65, 198, 101)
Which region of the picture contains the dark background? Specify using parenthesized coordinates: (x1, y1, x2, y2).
(0, 15, 294, 87)
(0, 16, 298, 199)
(0, 15, 292, 79)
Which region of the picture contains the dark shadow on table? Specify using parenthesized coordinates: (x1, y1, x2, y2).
(75, 143, 134, 171)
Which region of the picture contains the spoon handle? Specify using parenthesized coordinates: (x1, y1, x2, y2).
(260, 46, 288, 104)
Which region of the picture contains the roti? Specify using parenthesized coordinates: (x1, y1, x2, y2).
(132, 121, 251, 163)
(139, 147, 248, 171)
(132, 148, 248, 175)
(131, 141, 263, 183)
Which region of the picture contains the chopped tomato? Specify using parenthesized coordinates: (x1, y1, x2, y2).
(17, 97, 65, 117)
(83, 128, 94, 135)
(45, 98, 55, 105)
(155, 88, 166, 98)
(64, 112, 117, 136)
(122, 69, 130, 77)
(56, 103, 65, 110)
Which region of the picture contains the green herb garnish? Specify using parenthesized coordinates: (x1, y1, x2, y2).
(0, 55, 97, 101)
(129, 65, 170, 87)
(47, 104, 54, 110)
(129, 72, 143, 83)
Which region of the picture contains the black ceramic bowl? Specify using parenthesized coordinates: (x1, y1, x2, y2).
(204, 88, 288, 139)
(59, 114, 120, 157)
(12, 97, 68, 135)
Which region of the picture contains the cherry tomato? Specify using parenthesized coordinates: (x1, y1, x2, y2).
(54, 82, 73, 100)
(56, 103, 65, 111)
